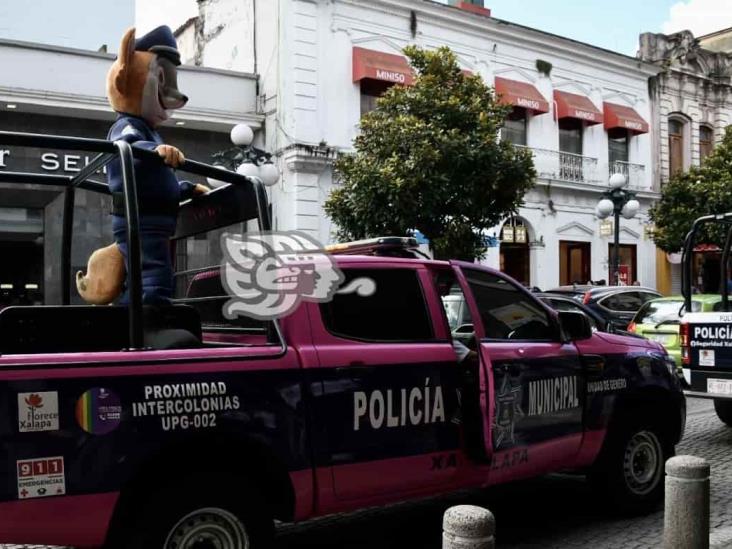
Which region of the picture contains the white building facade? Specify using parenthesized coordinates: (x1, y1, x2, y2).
(185, 0, 662, 290)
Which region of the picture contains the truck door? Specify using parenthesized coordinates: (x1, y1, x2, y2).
(453, 264, 584, 478)
(308, 264, 463, 506)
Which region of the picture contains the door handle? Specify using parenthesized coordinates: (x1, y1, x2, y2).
(335, 362, 375, 375)
(583, 355, 605, 374)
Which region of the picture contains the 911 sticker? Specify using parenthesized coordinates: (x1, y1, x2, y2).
(17, 457, 65, 499)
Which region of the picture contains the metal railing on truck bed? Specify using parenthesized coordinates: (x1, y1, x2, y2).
(0, 130, 271, 351)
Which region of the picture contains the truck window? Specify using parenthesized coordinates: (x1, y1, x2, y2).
(463, 268, 556, 341)
(600, 292, 645, 312)
(320, 268, 434, 342)
(174, 223, 273, 344)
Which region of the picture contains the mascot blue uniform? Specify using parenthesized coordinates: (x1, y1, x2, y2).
(104, 25, 207, 304)
(108, 116, 196, 304)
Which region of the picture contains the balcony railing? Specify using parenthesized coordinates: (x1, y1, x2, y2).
(516, 146, 599, 185)
(514, 146, 648, 189)
(610, 160, 646, 189)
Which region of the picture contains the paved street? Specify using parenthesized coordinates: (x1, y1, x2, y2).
(274, 398, 729, 549)
(3, 398, 730, 549)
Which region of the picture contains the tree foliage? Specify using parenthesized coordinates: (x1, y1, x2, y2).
(650, 126, 732, 252)
(324, 46, 536, 261)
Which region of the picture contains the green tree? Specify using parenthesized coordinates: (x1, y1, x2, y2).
(324, 46, 536, 261)
(650, 126, 732, 252)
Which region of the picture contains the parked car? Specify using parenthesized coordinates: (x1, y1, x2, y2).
(547, 285, 662, 330)
(629, 295, 722, 381)
(537, 292, 638, 337)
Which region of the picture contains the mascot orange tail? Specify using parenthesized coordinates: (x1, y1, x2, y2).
(76, 243, 126, 305)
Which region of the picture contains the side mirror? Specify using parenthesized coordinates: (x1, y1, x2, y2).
(558, 311, 593, 341)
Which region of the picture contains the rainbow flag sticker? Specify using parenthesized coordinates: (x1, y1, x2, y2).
(76, 388, 122, 435)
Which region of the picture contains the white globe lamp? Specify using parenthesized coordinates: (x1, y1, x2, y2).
(259, 161, 280, 186)
(236, 161, 260, 178)
(206, 164, 230, 189)
(609, 173, 627, 189)
(230, 124, 254, 147)
(621, 199, 640, 220)
(596, 198, 614, 219)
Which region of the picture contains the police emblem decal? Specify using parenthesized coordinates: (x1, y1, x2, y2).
(492, 373, 524, 450)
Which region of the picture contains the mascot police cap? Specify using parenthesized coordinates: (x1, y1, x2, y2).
(134, 25, 181, 66)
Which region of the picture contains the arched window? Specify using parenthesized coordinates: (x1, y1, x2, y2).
(700, 125, 714, 161)
(668, 118, 685, 177)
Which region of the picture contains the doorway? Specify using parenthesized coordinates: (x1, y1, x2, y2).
(0, 207, 44, 307)
(0, 241, 44, 307)
(560, 241, 591, 285)
(500, 218, 530, 286)
(607, 243, 637, 285)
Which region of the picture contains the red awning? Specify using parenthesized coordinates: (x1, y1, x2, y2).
(554, 90, 603, 125)
(352, 47, 414, 86)
(603, 102, 649, 134)
(494, 77, 549, 114)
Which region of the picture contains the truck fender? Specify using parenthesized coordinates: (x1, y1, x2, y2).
(105, 432, 296, 547)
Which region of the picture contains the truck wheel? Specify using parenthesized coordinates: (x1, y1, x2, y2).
(116, 473, 273, 549)
(590, 418, 672, 514)
(714, 399, 732, 426)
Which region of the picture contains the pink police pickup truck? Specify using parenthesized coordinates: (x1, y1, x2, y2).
(0, 131, 684, 549)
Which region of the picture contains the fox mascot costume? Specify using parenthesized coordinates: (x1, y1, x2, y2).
(76, 25, 207, 305)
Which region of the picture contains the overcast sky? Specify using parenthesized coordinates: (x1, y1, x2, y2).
(0, 0, 132, 51)
(0, 0, 730, 56)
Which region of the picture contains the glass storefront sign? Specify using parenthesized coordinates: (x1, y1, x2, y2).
(600, 219, 613, 237)
(502, 226, 514, 243)
(514, 225, 527, 244)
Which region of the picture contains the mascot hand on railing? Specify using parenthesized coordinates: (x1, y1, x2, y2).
(76, 25, 208, 305)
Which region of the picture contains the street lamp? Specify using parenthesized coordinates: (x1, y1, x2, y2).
(209, 123, 281, 187)
(595, 173, 638, 285)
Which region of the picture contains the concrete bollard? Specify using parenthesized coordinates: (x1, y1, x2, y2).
(442, 505, 495, 549)
(664, 455, 710, 549)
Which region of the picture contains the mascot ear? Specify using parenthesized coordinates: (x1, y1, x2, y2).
(114, 27, 137, 95)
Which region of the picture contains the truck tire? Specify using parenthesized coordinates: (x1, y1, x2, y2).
(116, 473, 273, 549)
(589, 417, 672, 514)
(714, 399, 732, 426)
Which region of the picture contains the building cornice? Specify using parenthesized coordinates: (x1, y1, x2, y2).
(535, 178, 660, 200)
(280, 143, 340, 173)
(0, 86, 262, 132)
(335, 0, 660, 80)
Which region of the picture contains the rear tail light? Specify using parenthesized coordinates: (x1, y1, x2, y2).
(680, 322, 690, 365)
(583, 291, 591, 304)
(627, 321, 636, 332)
